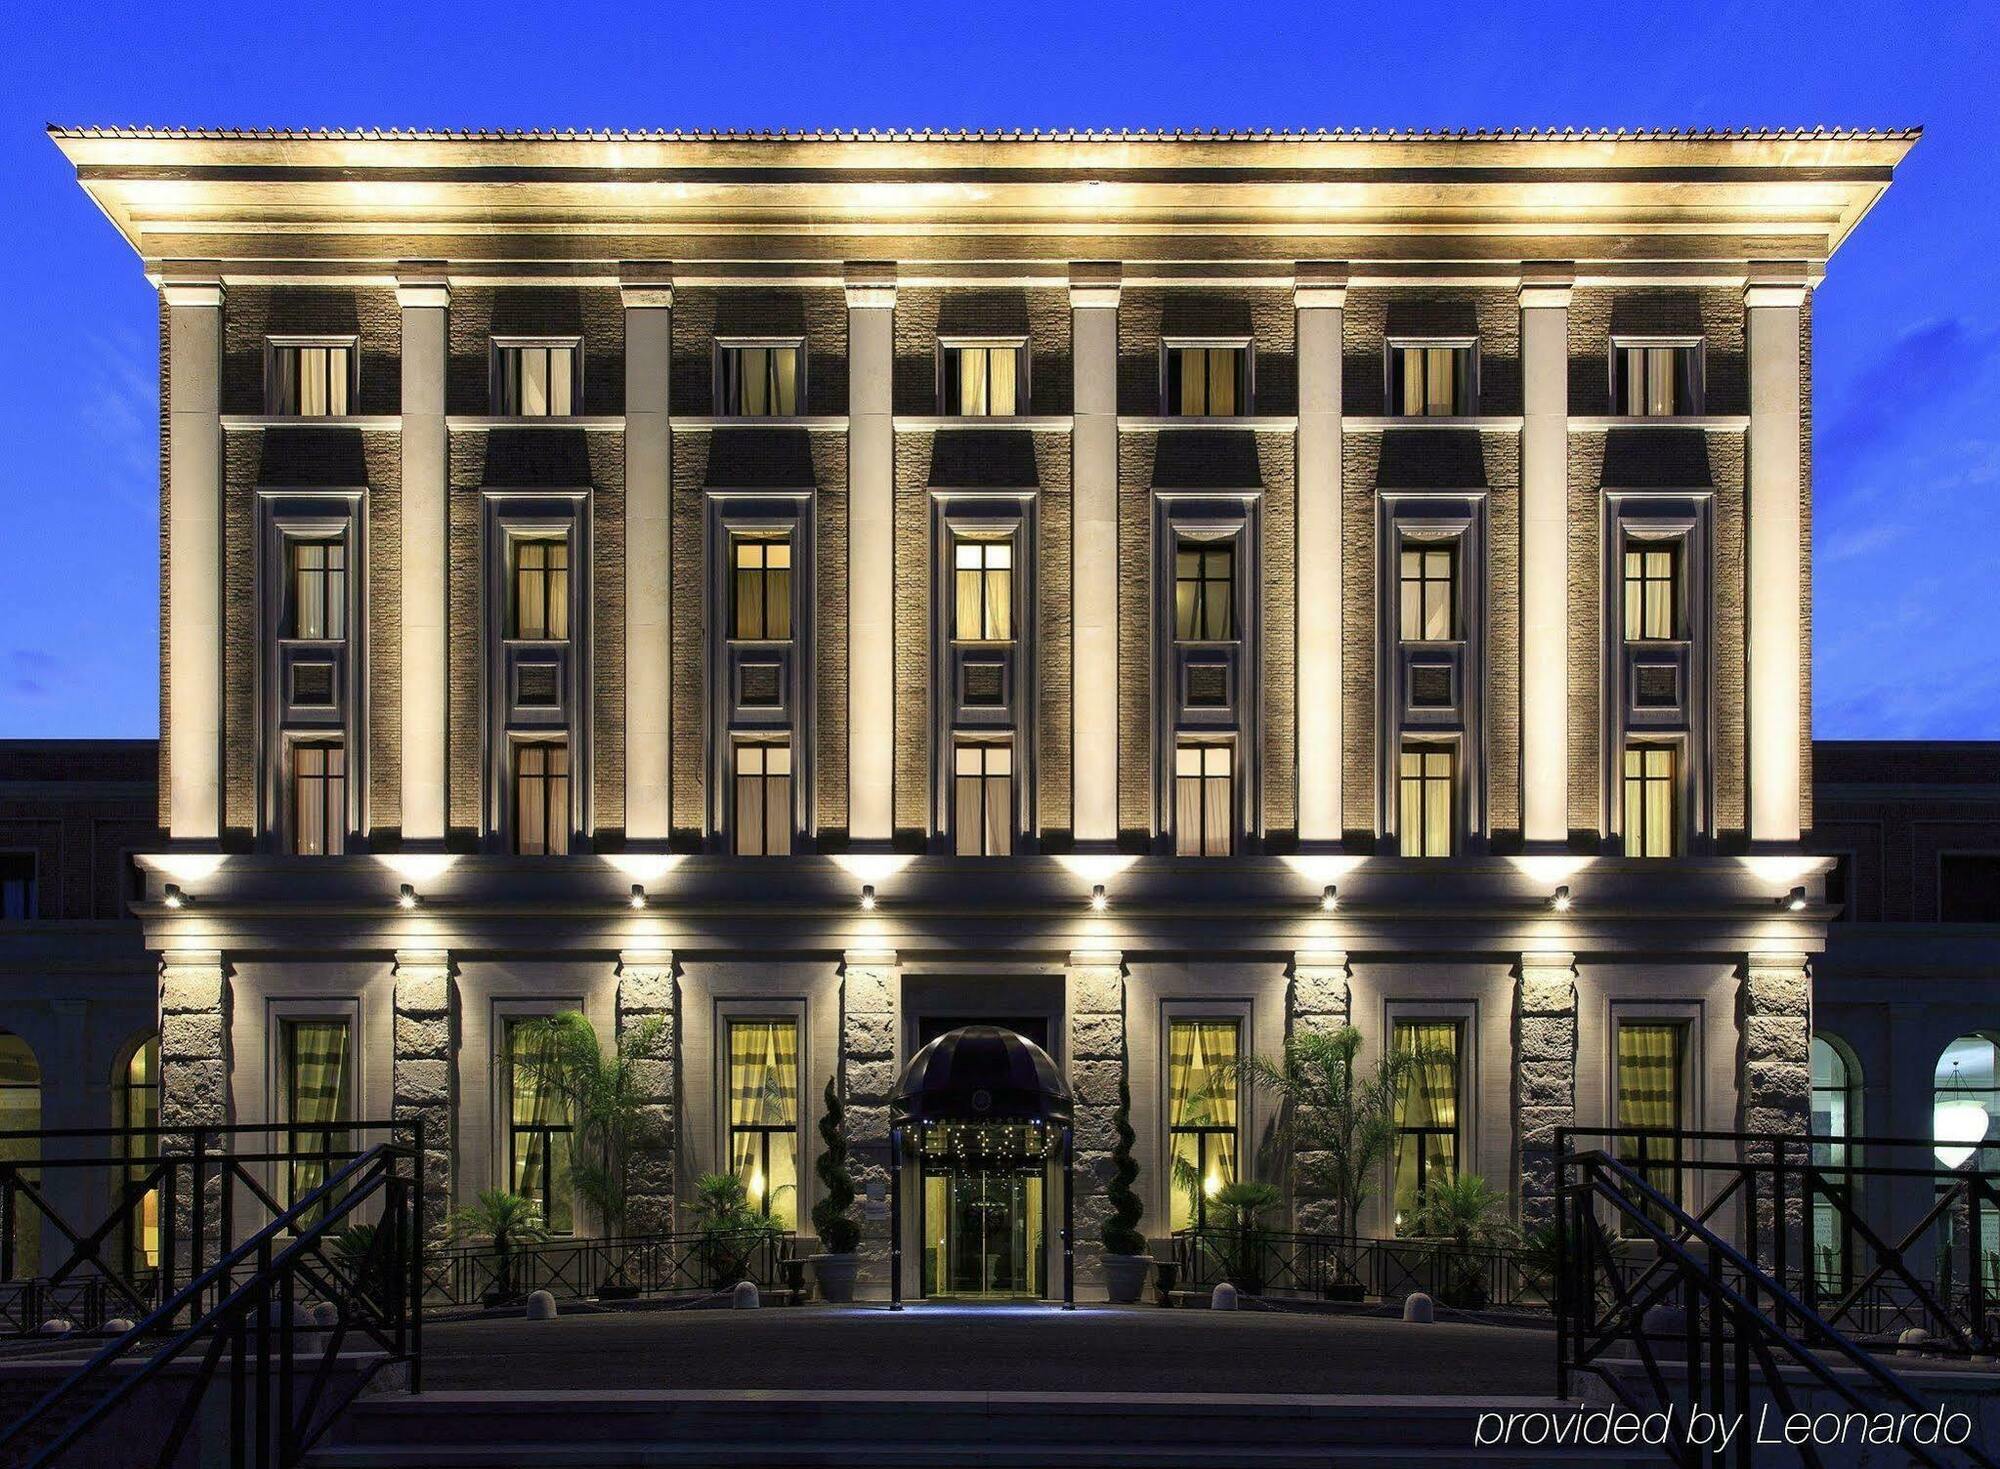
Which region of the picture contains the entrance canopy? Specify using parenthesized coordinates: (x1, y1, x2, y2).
(892, 1024, 1072, 1130)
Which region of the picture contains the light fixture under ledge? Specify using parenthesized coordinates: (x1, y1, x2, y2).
(397, 883, 419, 911)
(162, 884, 187, 910)
(629, 883, 648, 910)
(1550, 884, 1573, 914)
(859, 884, 877, 912)
(1090, 884, 1108, 912)
(1320, 884, 1339, 912)
(1784, 886, 1809, 912)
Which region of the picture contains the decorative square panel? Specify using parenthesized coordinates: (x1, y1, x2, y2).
(289, 663, 335, 707)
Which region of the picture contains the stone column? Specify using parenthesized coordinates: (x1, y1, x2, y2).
(1742, 951, 1813, 1265)
(840, 950, 901, 1293)
(1516, 951, 1578, 1229)
(1745, 273, 1809, 846)
(1289, 951, 1352, 1233)
(846, 265, 897, 845)
(617, 950, 678, 1234)
(398, 271, 451, 844)
(623, 268, 674, 843)
(158, 950, 229, 1268)
(1519, 269, 1572, 847)
(1070, 264, 1121, 845)
(392, 949, 455, 1241)
(1294, 267, 1347, 845)
(162, 276, 225, 842)
(1065, 950, 1125, 1288)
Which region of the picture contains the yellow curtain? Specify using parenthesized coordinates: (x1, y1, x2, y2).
(1168, 1021, 1239, 1229)
(1392, 1022, 1460, 1229)
(730, 1021, 800, 1229)
(510, 1019, 573, 1233)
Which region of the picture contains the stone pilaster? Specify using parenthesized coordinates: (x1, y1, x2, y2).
(840, 950, 901, 1289)
(622, 270, 675, 842)
(1289, 951, 1352, 1234)
(1519, 268, 1572, 847)
(397, 270, 450, 843)
(161, 275, 224, 842)
(1745, 273, 1809, 845)
(1743, 951, 1813, 1264)
(617, 950, 678, 1234)
(1516, 951, 1578, 1229)
(391, 949, 455, 1241)
(158, 950, 229, 1267)
(1065, 950, 1125, 1285)
(1069, 264, 1121, 845)
(1294, 267, 1347, 845)
(846, 265, 897, 844)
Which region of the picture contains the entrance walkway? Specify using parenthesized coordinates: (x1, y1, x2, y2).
(422, 1303, 1557, 1397)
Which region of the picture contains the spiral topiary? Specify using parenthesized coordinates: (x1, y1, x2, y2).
(810, 1074, 861, 1253)
(1100, 1073, 1147, 1256)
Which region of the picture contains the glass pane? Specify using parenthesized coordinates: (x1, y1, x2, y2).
(1178, 349, 1206, 415)
(1208, 349, 1237, 415)
(989, 349, 1017, 415)
(1174, 776, 1202, 856)
(772, 347, 799, 415)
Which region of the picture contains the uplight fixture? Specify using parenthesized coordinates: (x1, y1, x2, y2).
(1320, 884, 1338, 912)
(397, 883, 419, 911)
(1550, 885, 1573, 914)
(859, 884, 877, 912)
(162, 884, 186, 910)
(629, 883, 648, 910)
(1090, 884, 1108, 912)
(1784, 886, 1808, 912)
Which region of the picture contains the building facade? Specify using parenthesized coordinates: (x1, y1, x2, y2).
(43, 125, 1915, 1297)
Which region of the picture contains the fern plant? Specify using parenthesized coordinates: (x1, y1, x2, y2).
(810, 1075, 861, 1254)
(1100, 1075, 1147, 1256)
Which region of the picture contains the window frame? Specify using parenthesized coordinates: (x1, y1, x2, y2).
(1388, 1010, 1471, 1236)
(1396, 743, 1457, 857)
(0, 852, 37, 921)
(1609, 1010, 1696, 1231)
(1385, 337, 1478, 417)
(951, 534, 1016, 643)
(715, 337, 808, 418)
(951, 739, 1014, 856)
(1173, 537, 1237, 643)
(937, 336, 1029, 418)
(1609, 335, 1705, 418)
(1162, 1012, 1246, 1232)
(1173, 740, 1236, 857)
(264, 335, 358, 418)
(269, 1006, 357, 1223)
(1397, 542, 1458, 643)
(500, 1012, 579, 1237)
(724, 1015, 804, 1230)
(510, 737, 573, 856)
(1160, 337, 1254, 418)
(1620, 742, 1680, 858)
(288, 737, 348, 857)
(1621, 537, 1684, 643)
(490, 336, 583, 418)
(505, 530, 574, 643)
(113, 1033, 161, 1275)
(731, 738, 796, 857)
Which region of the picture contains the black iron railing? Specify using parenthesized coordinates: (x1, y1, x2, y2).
(1169, 1227, 1552, 1308)
(422, 1228, 797, 1308)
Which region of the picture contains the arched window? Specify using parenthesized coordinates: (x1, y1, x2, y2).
(1934, 1035, 2000, 1291)
(0, 1030, 42, 1278)
(1810, 1035, 1861, 1291)
(114, 1034, 161, 1274)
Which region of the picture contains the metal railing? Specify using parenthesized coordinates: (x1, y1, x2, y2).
(1169, 1227, 1552, 1308)
(422, 1227, 798, 1308)
(0, 1133, 423, 1469)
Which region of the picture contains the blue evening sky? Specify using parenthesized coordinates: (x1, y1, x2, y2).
(0, 2, 1993, 738)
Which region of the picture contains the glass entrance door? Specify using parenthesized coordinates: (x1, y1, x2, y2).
(922, 1167, 1045, 1298)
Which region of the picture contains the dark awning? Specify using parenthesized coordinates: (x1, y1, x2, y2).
(891, 1024, 1073, 1128)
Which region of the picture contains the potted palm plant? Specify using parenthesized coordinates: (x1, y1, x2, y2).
(1099, 1075, 1152, 1303)
(694, 1172, 780, 1289)
(1406, 1174, 1518, 1310)
(808, 1076, 862, 1302)
(447, 1189, 546, 1307)
(1214, 1181, 1281, 1295)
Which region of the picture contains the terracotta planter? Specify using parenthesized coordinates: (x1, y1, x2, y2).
(810, 1252, 860, 1303)
(1101, 1253, 1154, 1304)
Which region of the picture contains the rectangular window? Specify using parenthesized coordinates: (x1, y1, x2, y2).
(1165, 345, 1248, 416)
(953, 539, 1013, 641)
(733, 742, 793, 857)
(1392, 1020, 1462, 1233)
(1390, 344, 1474, 416)
(942, 344, 1022, 416)
(953, 742, 1013, 856)
(719, 344, 802, 416)
(1623, 543, 1680, 641)
(731, 535, 793, 641)
(495, 344, 576, 417)
(506, 1018, 574, 1235)
(0, 854, 34, 921)
(291, 741, 346, 856)
(728, 1019, 800, 1232)
(1940, 854, 2000, 922)
(286, 538, 347, 641)
(282, 1018, 351, 1221)
(509, 537, 570, 641)
(1167, 1019, 1239, 1231)
(1614, 343, 1701, 417)
(1621, 746, 1677, 858)
(513, 742, 571, 856)
(269, 343, 351, 417)
(1397, 545, 1456, 642)
(1174, 743, 1233, 857)
(1174, 542, 1235, 641)
(1616, 1021, 1686, 1228)
(1397, 746, 1454, 857)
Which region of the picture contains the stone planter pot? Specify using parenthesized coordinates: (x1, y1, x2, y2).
(1102, 1253, 1154, 1304)
(810, 1253, 860, 1303)
(1321, 1280, 1367, 1303)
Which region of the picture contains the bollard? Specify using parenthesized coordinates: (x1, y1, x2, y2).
(1210, 1283, 1238, 1311)
(732, 1280, 761, 1309)
(1402, 1292, 1434, 1323)
(525, 1290, 558, 1321)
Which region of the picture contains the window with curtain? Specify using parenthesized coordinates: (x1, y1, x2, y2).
(115, 1035, 160, 1274)
(953, 742, 1013, 856)
(733, 742, 793, 856)
(1615, 1022, 1685, 1230)
(1397, 746, 1454, 857)
(287, 538, 346, 640)
(942, 344, 1022, 416)
(506, 1018, 574, 1235)
(0, 1031, 41, 1274)
(728, 1019, 800, 1232)
(1621, 746, 1677, 858)
(731, 535, 793, 641)
(1174, 743, 1233, 857)
(1392, 1021, 1462, 1233)
(1810, 1036, 1859, 1292)
(953, 539, 1013, 641)
(1390, 344, 1474, 416)
(282, 1019, 351, 1223)
(495, 344, 576, 417)
(1168, 1019, 1239, 1231)
(1174, 541, 1234, 641)
(1614, 343, 1700, 417)
(509, 537, 570, 641)
(513, 741, 571, 856)
(292, 740, 346, 856)
(269, 342, 351, 417)
(719, 344, 802, 416)
(1623, 543, 1680, 641)
(1165, 345, 1248, 416)
(1398, 544, 1456, 642)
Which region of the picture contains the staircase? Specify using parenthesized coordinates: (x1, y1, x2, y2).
(307, 1388, 1665, 1468)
